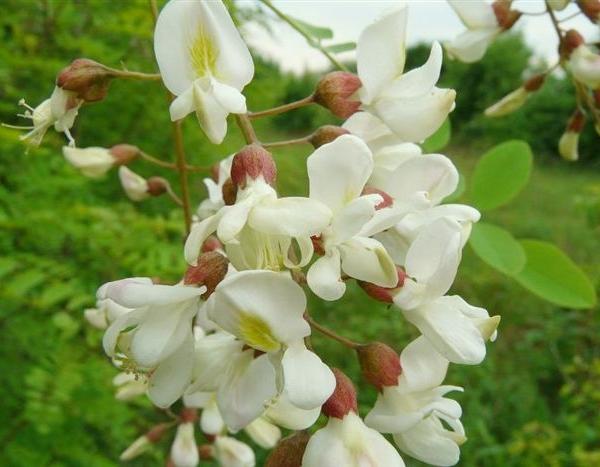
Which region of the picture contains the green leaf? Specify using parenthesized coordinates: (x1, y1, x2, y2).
(470, 222, 526, 275)
(324, 42, 356, 53)
(470, 140, 533, 210)
(514, 240, 597, 308)
(422, 118, 451, 153)
(289, 17, 333, 40)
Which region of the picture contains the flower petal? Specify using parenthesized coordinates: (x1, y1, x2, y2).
(185, 214, 221, 265)
(447, 0, 498, 29)
(399, 336, 449, 391)
(339, 237, 398, 287)
(306, 249, 345, 301)
(265, 393, 321, 430)
(331, 194, 380, 243)
(445, 28, 500, 63)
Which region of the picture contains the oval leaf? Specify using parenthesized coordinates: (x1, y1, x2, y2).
(470, 140, 533, 211)
(470, 222, 526, 275)
(289, 17, 333, 40)
(514, 240, 597, 309)
(422, 118, 451, 153)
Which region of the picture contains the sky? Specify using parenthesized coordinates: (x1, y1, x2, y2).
(242, 0, 600, 74)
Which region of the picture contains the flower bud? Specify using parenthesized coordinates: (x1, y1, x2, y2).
(230, 144, 277, 189)
(179, 407, 199, 424)
(170, 422, 199, 467)
(265, 431, 311, 467)
(356, 342, 402, 390)
(361, 186, 393, 210)
(578, 0, 600, 23)
(56, 58, 114, 102)
(198, 444, 214, 460)
(109, 144, 140, 165)
(214, 436, 255, 467)
(314, 71, 362, 119)
(62, 146, 116, 178)
(484, 88, 528, 117)
(120, 423, 170, 461)
(310, 235, 325, 256)
(221, 177, 237, 205)
(202, 235, 223, 253)
(118, 166, 150, 201)
(492, 1, 521, 30)
(559, 110, 585, 161)
(183, 251, 229, 298)
(562, 29, 585, 57)
(321, 368, 358, 419)
(309, 125, 350, 148)
(147, 177, 168, 197)
(523, 73, 546, 92)
(358, 266, 406, 304)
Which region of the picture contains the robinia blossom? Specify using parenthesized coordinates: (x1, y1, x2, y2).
(170, 422, 200, 467)
(118, 166, 150, 201)
(63, 146, 116, 177)
(214, 436, 255, 467)
(154, 0, 254, 144)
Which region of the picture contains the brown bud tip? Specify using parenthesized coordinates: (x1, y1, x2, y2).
(492, 1, 521, 30)
(221, 178, 237, 205)
(56, 58, 113, 102)
(265, 431, 311, 467)
(146, 177, 168, 196)
(523, 74, 546, 92)
(309, 125, 350, 148)
(202, 235, 223, 253)
(198, 444, 214, 460)
(568, 109, 586, 132)
(109, 144, 140, 165)
(311, 235, 325, 256)
(357, 342, 402, 391)
(359, 266, 405, 304)
(362, 186, 394, 210)
(210, 162, 221, 182)
(314, 71, 362, 119)
(145, 423, 170, 443)
(179, 407, 198, 424)
(578, 0, 600, 22)
(230, 144, 277, 189)
(321, 368, 358, 419)
(563, 30, 585, 56)
(184, 251, 229, 298)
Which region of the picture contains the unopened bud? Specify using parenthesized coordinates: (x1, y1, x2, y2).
(120, 425, 169, 462)
(523, 74, 546, 92)
(198, 444, 215, 460)
(309, 125, 350, 148)
(146, 423, 171, 443)
(321, 368, 357, 419)
(310, 235, 325, 256)
(492, 1, 521, 30)
(230, 144, 277, 189)
(578, 0, 600, 23)
(221, 177, 237, 205)
(265, 431, 311, 467)
(359, 267, 406, 304)
(183, 251, 229, 298)
(146, 177, 168, 197)
(562, 29, 585, 57)
(202, 235, 222, 253)
(357, 342, 402, 390)
(109, 144, 140, 165)
(559, 110, 585, 161)
(314, 71, 362, 119)
(118, 166, 149, 201)
(179, 407, 198, 423)
(56, 58, 113, 102)
(362, 186, 394, 210)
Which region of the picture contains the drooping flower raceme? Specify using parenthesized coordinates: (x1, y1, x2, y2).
(154, 0, 254, 144)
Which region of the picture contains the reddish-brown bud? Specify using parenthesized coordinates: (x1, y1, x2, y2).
(362, 186, 394, 210)
(179, 407, 198, 424)
(358, 266, 406, 304)
(202, 235, 223, 253)
(567, 109, 586, 132)
(109, 144, 140, 165)
(146, 177, 168, 197)
(523, 74, 546, 92)
(311, 235, 325, 256)
(221, 178, 237, 205)
(314, 72, 362, 119)
(594, 89, 600, 107)
(562, 29, 585, 57)
(321, 368, 358, 419)
(309, 125, 350, 148)
(145, 423, 170, 443)
(357, 342, 402, 391)
(578, 0, 600, 23)
(56, 58, 114, 102)
(184, 251, 229, 298)
(230, 144, 277, 189)
(198, 444, 214, 460)
(492, 1, 521, 30)
(265, 431, 311, 467)
(210, 162, 221, 182)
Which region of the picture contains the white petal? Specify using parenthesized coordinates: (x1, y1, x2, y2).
(445, 28, 500, 63)
(192, 79, 229, 144)
(306, 249, 345, 301)
(217, 198, 254, 243)
(281, 342, 336, 410)
(214, 436, 255, 467)
(184, 214, 221, 265)
(211, 79, 247, 114)
(201, 397, 226, 435)
(102, 279, 204, 308)
(102, 309, 143, 357)
(244, 417, 281, 449)
(339, 237, 398, 287)
(307, 134, 374, 212)
(357, 5, 408, 104)
(62, 146, 114, 178)
(343, 111, 396, 147)
(170, 422, 200, 467)
(447, 0, 498, 29)
(248, 197, 332, 237)
(399, 335, 449, 391)
(264, 393, 321, 430)
(331, 195, 380, 243)
(169, 86, 195, 121)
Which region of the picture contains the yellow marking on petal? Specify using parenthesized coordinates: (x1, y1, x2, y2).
(239, 312, 281, 353)
(189, 27, 218, 77)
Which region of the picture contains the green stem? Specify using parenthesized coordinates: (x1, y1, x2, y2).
(262, 135, 311, 149)
(249, 95, 315, 119)
(235, 114, 259, 144)
(305, 314, 359, 349)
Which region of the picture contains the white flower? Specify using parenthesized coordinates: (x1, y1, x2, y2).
(306, 135, 403, 301)
(99, 278, 206, 407)
(113, 372, 147, 401)
(569, 44, 600, 89)
(214, 436, 255, 467)
(7, 87, 82, 147)
(365, 336, 466, 467)
(445, 0, 502, 63)
(184, 171, 330, 272)
(83, 297, 131, 330)
(356, 5, 455, 142)
(118, 166, 149, 201)
(302, 411, 405, 467)
(196, 155, 234, 220)
(170, 422, 199, 467)
(63, 146, 115, 178)
(154, 0, 254, 144)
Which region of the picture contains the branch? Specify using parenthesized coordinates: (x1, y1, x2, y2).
(305, 313, 359, 349)
(248, 95, 315, 119)
(234, 113, 259, 144)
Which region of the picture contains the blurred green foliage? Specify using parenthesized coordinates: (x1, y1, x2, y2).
(0, 1, 599, 466)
